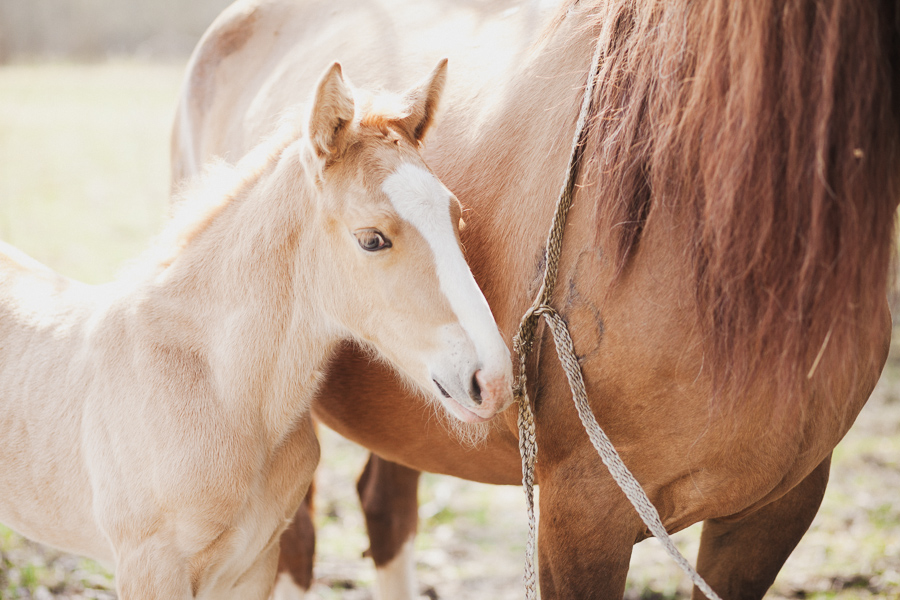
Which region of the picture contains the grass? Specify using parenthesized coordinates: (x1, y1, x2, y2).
(1, 61, 899, 599)
(0, 61, 179, 283)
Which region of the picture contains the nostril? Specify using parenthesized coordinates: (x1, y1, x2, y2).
(433, 379, 452, 399)
(470, 371, 483, 405)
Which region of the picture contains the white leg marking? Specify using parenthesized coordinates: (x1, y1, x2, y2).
(375, 537, 418, 600)
(270, 572, 307, 600)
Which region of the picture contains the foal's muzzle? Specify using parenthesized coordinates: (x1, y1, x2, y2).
(432, 367, 512, 423)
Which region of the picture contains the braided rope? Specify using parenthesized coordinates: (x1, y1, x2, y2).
(540, 309, 722, 600)
(511, 35, 721, 600)
(514, 352, 539, 599)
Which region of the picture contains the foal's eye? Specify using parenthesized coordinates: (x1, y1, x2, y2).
(354, 229, 392, 252)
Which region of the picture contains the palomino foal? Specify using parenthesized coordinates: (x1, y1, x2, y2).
(0, 60, 511, 599)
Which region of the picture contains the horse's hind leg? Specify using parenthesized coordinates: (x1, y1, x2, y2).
(357, 453, 421, 600)
(273, 486, 316, 599)
(692, 455, 832, 600)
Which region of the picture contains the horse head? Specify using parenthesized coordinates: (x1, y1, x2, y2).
(301, 60, 513, 424)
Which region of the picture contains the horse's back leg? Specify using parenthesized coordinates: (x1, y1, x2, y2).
(273, 486, 316, 599)
(693, 455, 831, 600)
(357, 453, 421, 600)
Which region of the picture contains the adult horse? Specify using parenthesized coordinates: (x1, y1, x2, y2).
(172, 0, 900, 598)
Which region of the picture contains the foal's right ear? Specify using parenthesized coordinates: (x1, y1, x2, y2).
(397, 58, 448, 144)
(308, 62, 355, 160)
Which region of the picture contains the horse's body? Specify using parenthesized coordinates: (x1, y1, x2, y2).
(172, 0, 900, 598)
(0, 62, 512, 599)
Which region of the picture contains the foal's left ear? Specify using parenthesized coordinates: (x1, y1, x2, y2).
(309, 62, 356, 159)
(398, 58, 448, 144)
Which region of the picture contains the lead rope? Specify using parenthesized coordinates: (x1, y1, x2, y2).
(511, 36, 722, 600)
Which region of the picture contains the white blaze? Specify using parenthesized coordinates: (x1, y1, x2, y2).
(381, 162, 509, 374)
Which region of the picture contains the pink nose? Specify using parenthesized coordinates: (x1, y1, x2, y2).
(469, 369, 513, 418)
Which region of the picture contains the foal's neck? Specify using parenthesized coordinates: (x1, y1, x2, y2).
(137, 144, 334, 436)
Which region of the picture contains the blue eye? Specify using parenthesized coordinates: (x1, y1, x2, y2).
(355, 229, 392, 252)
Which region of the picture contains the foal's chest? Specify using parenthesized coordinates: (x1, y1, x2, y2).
(190, 416, 320, 596)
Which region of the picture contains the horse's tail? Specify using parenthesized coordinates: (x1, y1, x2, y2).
(589, 0, 900, 403)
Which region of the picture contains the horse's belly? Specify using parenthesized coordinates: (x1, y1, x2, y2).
(0, 416, 109, 561)
(312, 349, 521, 485)
(0, 503, 111, 564)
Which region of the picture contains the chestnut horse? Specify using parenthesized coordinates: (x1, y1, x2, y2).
(0, 61, 512, 599)
(172, 0, 900, 598)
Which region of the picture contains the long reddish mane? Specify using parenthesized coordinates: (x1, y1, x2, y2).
(583, 0, 900, 400)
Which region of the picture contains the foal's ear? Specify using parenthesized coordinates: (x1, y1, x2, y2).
(309, 62, 355, 159)
(398, 58, 448, 143)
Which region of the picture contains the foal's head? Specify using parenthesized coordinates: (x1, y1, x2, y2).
(302, 61, 512, 423)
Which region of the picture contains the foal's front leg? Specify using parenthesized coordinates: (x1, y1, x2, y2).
(231, 540, 283, 600)
(116, 532, 283, 600)
(273, 490, 316, 600)
(115, 537, 194, 600)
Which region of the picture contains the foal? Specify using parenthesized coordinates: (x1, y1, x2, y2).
(0, 61, 512, 599)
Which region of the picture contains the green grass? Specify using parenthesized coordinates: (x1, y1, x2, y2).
(0, 60, 180, 283)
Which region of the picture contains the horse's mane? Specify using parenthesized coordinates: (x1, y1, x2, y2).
(580, 0, 900, 401)
(128, 117, 302, 277)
